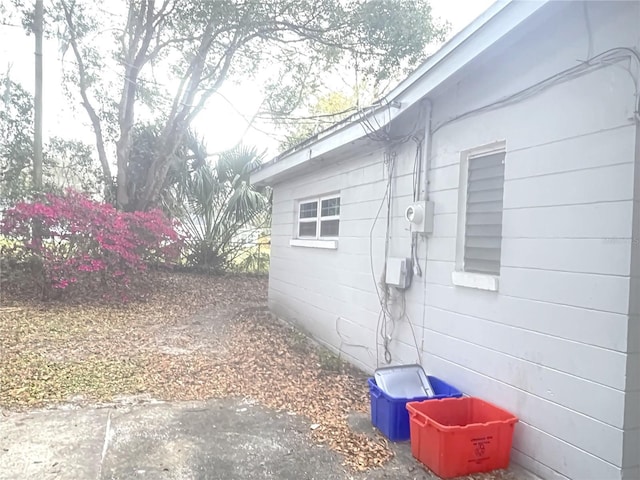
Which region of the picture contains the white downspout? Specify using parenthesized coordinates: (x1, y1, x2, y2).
(420, 98, 434, 363)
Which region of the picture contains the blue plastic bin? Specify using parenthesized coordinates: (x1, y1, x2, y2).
(368, 375, 463, 441)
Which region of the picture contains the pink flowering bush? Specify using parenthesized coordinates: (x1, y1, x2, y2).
(0, 190, 182, 300)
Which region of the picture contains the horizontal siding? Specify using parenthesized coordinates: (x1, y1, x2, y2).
(626, 353, 640, 391)
(623, 429, 640, 468)
(432, 71, 635, 160)
(270, 263, 381, 309)
(341, 201, 411, 222)
(511, 451, 568, 480)
(627, 314, 639, 354)
(339, 217, 410, 239)
(422, 328, 624, 465)
(432, 213, 457, 237)
(424, 352, 622, 479)
(500, 267, 630, 314)
(622, 466, 640, 480)
(506, 125, 636, 179)
(428, 163, 459, 191)
(269, 257, 379, 301)
(264, 2, 638, 479)
(342, 174, 414, 203)
(502, 201, 633, 239)
(625, 391, 640, 430)
(424, 260, 454, 285)
(424, 308, 627, 422)
(422, 49, 636, 477)
(428, 189, 459, 214)
(425, 237, 457, 262)
(502, 238, 632, 275)
(505, 163, 634, 208)
(269, 277, 379, 329)
(425, 283, 629, 352)
(500, 267, 629, 314)
(268, 289, 376, 372)
(627, 126, 640, 480)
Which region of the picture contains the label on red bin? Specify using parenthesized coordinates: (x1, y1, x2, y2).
(470, 435, 493, 464)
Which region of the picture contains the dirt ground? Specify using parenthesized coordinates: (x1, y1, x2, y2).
(0, 273, 531, 479)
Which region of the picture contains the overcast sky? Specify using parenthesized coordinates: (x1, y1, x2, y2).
(0, 0, 496, 156)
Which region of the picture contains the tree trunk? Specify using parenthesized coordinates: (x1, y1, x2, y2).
(115, 0, 158, 210)
(33, 0, 43, 193)
(115, 132, 130, 209)
(32, 0, 44, 252)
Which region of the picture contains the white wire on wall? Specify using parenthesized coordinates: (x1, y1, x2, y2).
(367, 142, 425, 367)
(432, 47, 640, 135)
(370, 150, 395, 366)
(362, 44, 640, 369)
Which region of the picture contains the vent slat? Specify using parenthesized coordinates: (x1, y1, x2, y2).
(466, 212, 503, 226)
(468, 165, 505, 181)
(468, 190, 504, 204)
(468, 152, 505, 170)
(464, 151, 505, 276)
(467, 201, 503, 214)
(463, 259, 501, 275)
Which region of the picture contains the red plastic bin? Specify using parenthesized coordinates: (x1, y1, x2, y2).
(407, 397, 518, 478)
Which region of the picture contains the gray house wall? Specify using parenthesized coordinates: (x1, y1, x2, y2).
(623, 122, 640, 480)
(267, 2, 639, 479)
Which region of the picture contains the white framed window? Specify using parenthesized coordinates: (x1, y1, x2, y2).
(296, 195, 340, 239)
(453, 143, 505, 291)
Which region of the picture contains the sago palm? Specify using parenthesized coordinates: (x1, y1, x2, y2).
(173, 143, 271, 272)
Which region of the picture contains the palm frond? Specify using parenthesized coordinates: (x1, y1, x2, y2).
(166, 141, 271, 272)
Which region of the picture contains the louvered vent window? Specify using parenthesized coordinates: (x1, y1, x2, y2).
(464, 151, 505, 275)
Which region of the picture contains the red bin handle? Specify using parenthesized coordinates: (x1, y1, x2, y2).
(407, 404, 428, 428)
(412, 413, 428, 428)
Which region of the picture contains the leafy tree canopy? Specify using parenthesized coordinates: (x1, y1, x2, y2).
(277, 89, 359, 151)
(0, 76, 33, 203)
(0, 75, 100, 205)
(10, 0, 446, 211)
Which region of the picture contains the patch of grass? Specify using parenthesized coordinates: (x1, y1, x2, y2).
(0, 273, 392, 471)
(0, 273, 269, 411)
(317, 348, 345, 373)
(0, 352, 146, 409)
(285, 327, 312, 354)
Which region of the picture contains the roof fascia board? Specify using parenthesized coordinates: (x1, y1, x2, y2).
(252, 104, 397, 185)
(252, 0, 551, 186)
(384, 0, 513, 102)
(391, 0, 550, 108)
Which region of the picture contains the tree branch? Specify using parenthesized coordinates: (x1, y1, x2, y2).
(116, 0, 159, 208)
(135, 18, 220, 210)
(60, 0, 113, 191)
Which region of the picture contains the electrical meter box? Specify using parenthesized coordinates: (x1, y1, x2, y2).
(385, 257, 412, 289)
(405, 201, 434, 234)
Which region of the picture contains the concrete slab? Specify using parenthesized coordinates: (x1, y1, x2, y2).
(102, 398, 354, 480)
(0, 407, 108, 480)
(0, 398, 534, 480)
(1, 399, 411, 480)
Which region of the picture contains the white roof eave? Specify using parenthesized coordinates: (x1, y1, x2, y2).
(252, 0, 550, 186)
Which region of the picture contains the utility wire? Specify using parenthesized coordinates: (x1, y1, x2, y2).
(370, 150, 395, 365)
(433, 47, 640, 134)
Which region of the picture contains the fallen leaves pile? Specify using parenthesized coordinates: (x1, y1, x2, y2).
(0, 272, 391, 471)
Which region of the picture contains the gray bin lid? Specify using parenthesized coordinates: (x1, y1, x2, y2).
(374, 364, 434, 399)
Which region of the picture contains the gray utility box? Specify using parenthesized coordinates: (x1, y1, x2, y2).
(385, 257, 412, 289)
